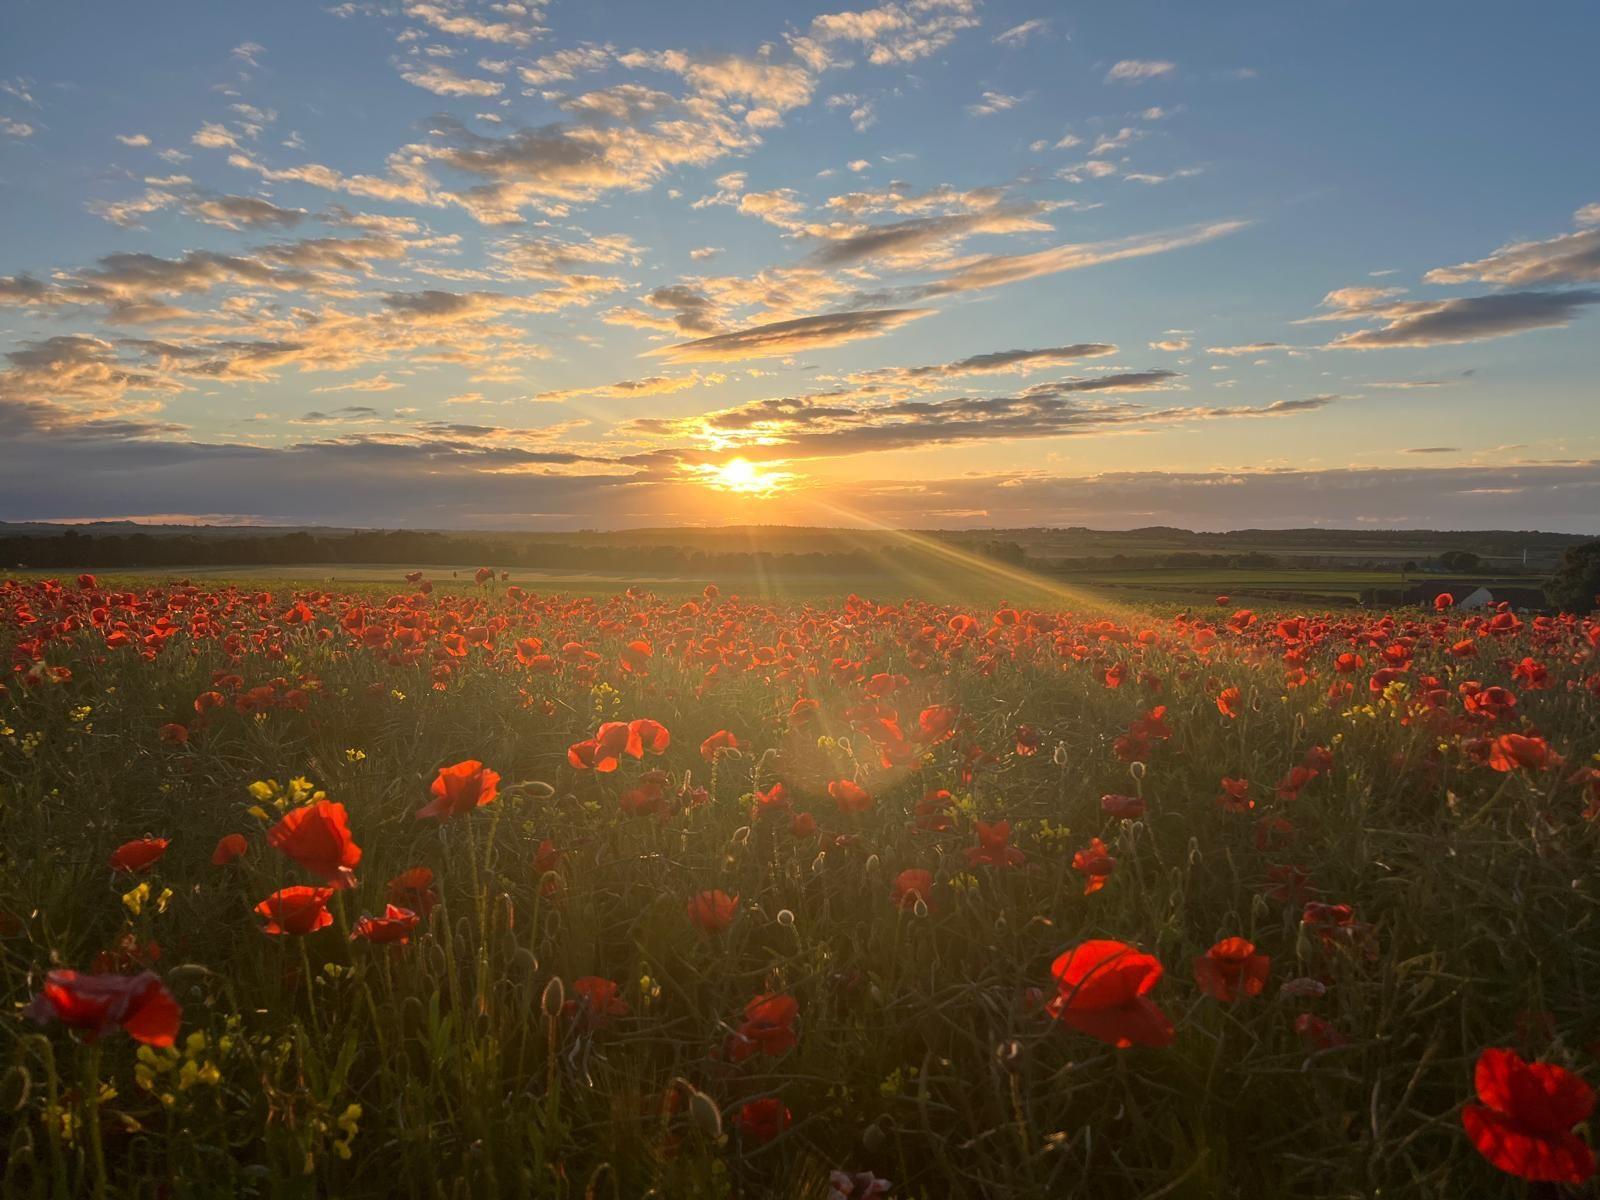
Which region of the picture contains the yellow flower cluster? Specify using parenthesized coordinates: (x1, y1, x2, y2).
(136, 1031, 225, 1106)
(247, 775, 326, 815)
(121, 882, 173, 917)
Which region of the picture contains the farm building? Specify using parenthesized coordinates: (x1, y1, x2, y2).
(1399, 581, 1549, 612)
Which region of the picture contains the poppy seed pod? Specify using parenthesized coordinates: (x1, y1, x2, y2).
(0, 1064, 30, 1112)
(686, 1086, 723, 1140)
(1052, 743, 1068, 766)
(862, 1119, 888, 1153)
(540, 976, 565, 1018)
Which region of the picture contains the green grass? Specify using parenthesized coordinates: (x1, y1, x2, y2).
(0, 573, 1595, 1198)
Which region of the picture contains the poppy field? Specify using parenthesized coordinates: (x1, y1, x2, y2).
(1, 571, 1597, 1199)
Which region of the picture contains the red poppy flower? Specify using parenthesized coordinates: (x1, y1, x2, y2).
(254, 886, 335, 936)
(1072, 837, 1117, 894)
(629, 717, 671, 754)
(563, 976, 630, 1030)
(913, 789, 956, 833)
(24, 969, 180, 1047)
(1487, 734, 1564, 773)
(1047, 940, 1174, 1048)
(965, 819, 1025, 868)
(267, 800, 361, 888)
(829, 778, 873, 814)
(1294, 1012, 1347, 1050)
(917, 704, 959, 743)
(1217, 776, 1252, 812)
(737, 1097, 792, 1144)
(387, 867, 439, 916)
(728, 993, 799, 1062)
(1100, 793, 1146, 820)
(751, 782, 791, 821)
(1014, 724, 1042, 756)
(1461, 1048, 1594, 1183)
(1193, 937, 1270, 1001)
(687, 890, 739, 935)
(157, 723, 189, 745)
(891, 868, 934, 912)
(417, 760, 501, 820)
(211, 833, 248, 865)
(350, 904, 420, 945)
(1216, 686, 1242, 718)
(109, 837, 169, 873)
(700, 729, 741, 761)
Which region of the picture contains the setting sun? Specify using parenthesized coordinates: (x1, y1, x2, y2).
(705, 458, 791, 496)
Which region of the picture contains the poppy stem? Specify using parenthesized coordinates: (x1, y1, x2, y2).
(82, 1043, 107, 1200)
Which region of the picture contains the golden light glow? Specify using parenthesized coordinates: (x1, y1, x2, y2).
(703, 457, 793, 495)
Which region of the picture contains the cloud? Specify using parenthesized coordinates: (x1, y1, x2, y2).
(519, 44, 614, 84)
(906, 219, 1249, 298)
(802, 0, 980, 67)
(1326, 290, 1600, 348)
(403, 2, 540, 46)
(1423, 226, 1600, 286)
(192, 122, 239, 150)
(533, 372, 707, 402)
(310, 376, 403, 394)
(994, 18, 1050, 47)
(628, 380, 1331, 464)
(805, 205, 1055, 267)
(1204, 342, 1300, 356)
(1402, 446, 1459, 454)
(1105, 60, 1175, 84)
(1149, 337, 1189, 351)
(843, 343, 1118, 391)
(648, 308, 932, 362)
(399, 64, 505, 97)
(968, 91, 1023, 117)
(117, 133, 152, 147)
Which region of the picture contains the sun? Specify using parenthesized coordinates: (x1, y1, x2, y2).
(704, 457, 791, 495)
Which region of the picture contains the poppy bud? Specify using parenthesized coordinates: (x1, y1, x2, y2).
(1129, 761, 1146, 781)
(428, 943, 448, 977)
(0, 1064, 30, 1112)
(862, 1120, 888, 1153)
(1052, 743, 1068, 767)
(541, 976, 565, 1018)
(864, 854, 880, 874)
(523, 781, 556, 799)
(994, 1039, 1023, 1071)
(776, 909, 795, 927)
(912, 897, 929, 918)
(811, 852, 826, 874)
(686, 1086, 723, 1140)
(512, 946, 539, 978)
(730, 825, 751, 846)
(8, 1123, 34, 1174)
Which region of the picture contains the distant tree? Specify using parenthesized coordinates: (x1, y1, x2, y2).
(1544, 540, 1600, 613)
(1439, 550, 1482, 572)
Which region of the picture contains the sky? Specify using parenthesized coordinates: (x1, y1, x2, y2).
(1, 0, 1598, 532)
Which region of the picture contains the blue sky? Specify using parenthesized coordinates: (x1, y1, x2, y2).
(2, 0, 1597, 530)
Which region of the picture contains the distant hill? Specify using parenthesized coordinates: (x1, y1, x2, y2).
(0, 521, 1589, 574)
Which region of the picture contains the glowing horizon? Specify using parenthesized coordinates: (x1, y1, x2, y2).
(0, 1, 1596, 532)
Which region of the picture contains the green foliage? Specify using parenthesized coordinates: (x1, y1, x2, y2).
(1545, 540, 1600, 613)
(0, 578, 1596, 1198)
